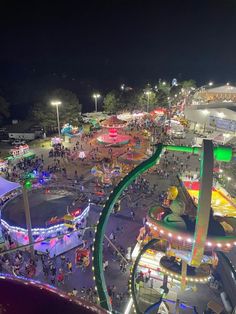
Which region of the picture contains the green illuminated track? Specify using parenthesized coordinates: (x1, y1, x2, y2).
(93, 144, 163, 311)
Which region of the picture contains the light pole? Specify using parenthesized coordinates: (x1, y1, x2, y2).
(93, 94, 100, 112)
(145, 91, 151, 112)
(22, 182, 34, 259)
(51, 100, 62, 137)
(227, 176, 232, 190)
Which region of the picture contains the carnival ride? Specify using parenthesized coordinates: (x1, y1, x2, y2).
(97, 116, 130, 146)
(118, 150, 147, 164)
(1, 184, 90, 257)
(91, 163, 122, 186)
(92, 141, 236, 313)
(61, 123, 81, 138)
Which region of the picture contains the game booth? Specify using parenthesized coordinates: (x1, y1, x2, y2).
(7, 144, 36, 163)
(75, 247, 90, 268)
(0, 159, 8, 175)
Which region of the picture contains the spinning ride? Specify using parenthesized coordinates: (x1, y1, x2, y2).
(91, 163, 122, 186)
(97, 116, 130, 146)
(1, 186, 90, 256)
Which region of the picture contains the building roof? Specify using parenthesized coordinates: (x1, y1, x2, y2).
(5, 121, 36, 133)
(0, 177, 20, 198)
(204, 108, 236, 120)
(204, 84, 236, 94)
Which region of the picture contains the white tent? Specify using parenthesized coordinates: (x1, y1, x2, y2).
(0, 177, 21, 198)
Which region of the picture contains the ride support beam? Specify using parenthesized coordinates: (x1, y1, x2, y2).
(190, 140, 214, 267)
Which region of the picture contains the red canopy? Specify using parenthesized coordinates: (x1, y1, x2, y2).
(101, 116, 127, 128)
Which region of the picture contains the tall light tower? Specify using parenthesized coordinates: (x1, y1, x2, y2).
(93, 94, 100, 112)
(51, 100, 62, 137)
(22, 180, 34, 259)
(145, 91, 151, 113)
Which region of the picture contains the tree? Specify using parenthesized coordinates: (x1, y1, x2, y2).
(103, 91, 120, 113)
(169, 84, 182, 99)
(119, 89, 142, 111)
(181, 80, 196, 90)
(138, 91, 157, 111)
(31, 102, 56, 129)
(50, 89, 81, 124)
(156, 89, 169, 107)
(155, 82, 171, 107)
(31, 89, 81, 129)
(0, 96, 10, 122)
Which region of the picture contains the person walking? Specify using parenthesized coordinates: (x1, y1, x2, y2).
(50, 264, 56, 276)
(131, 210, 135, 220)
(57, 269, 64, 286)
(60, 254, 66, 268)
(72, 288, 78, 297)
(50, 274, 56, 285)
(67, 259, 73, 273)
(43, 263, 49, 278)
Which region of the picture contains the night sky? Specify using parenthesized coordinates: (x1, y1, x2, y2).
(1, 0, 236, 113)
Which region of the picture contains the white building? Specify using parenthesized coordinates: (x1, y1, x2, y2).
(185, 85, 236, 134)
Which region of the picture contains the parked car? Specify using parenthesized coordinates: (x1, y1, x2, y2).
(11, 140, 26, 146)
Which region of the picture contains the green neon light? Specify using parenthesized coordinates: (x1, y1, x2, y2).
(24, 180, 32, 190)
(164, 144, 232, 162)
(214, 146, 232, 162)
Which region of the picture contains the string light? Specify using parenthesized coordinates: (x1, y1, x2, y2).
(160, 266, 209, 283)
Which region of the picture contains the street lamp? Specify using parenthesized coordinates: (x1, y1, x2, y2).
(51, 100, 62, 137)
(227, 176, 232, 189)
(93, 94, 100, 112)
(208, 82, 213, 87)
(145, 91, 151, 112)
(22, 180, 34, 259)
